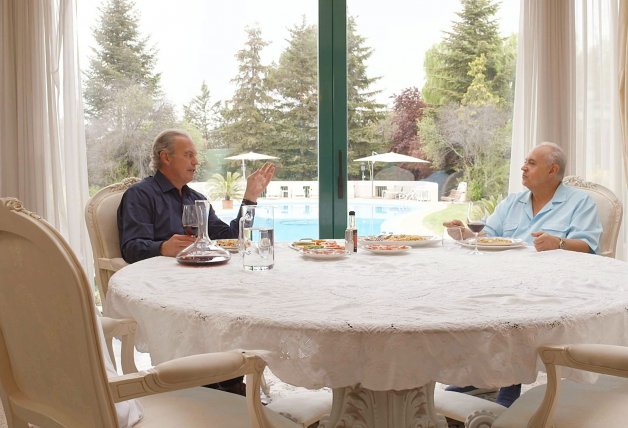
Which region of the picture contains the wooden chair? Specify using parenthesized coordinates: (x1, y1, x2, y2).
(563, 176, 623, 258)
(0, 197, 299, 428)
(85, 177, 140, 303)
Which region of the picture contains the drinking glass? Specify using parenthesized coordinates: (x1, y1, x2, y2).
(442, 226, 464, 250)
(182, 204, 199, 237)
(239, 205, 274, 271)
(467, 201, 488, 255)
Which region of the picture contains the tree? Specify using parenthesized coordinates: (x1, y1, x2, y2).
(389, 87, 432, 179)
(86, 84, 178, 185)
(461, 54, 500, 106)
(83, 0, 160, 118)
(83, 0, 179, 187)
(346, 16, 387, 178)
(422, 0, 509, 105)
(267, 18, 318, 180)
(220, 26, 275, 153)
(419, 103, 511, 199)
(183, 81, 222, 146)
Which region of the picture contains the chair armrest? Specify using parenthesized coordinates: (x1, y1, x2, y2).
(97, 257, 128, 272)
(434, 389, 506, 426)
(539, 344, 628, 378)
(108, 350, 266, 401)
(109, 350, 273, 428)
(529, 344, 628, 427)
(100, 317, 138, 374)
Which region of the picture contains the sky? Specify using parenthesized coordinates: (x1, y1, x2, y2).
(77, 0, 519, 113)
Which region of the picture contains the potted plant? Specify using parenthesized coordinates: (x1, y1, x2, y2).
(208, 171, 244, 209)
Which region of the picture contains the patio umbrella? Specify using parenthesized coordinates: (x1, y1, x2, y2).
(224, 151, 279, 177)
(353, 152, 430, 197)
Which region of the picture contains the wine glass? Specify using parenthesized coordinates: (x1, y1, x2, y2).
(182, 205, 199, 237)
(467, 201, 488, 255)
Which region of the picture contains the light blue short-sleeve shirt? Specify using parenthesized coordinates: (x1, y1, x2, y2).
(484, 183, 602, 253)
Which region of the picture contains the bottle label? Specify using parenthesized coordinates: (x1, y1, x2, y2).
(352, 229, 358, 252)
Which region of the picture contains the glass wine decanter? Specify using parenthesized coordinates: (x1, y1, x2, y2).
(176, 200, 231, 265)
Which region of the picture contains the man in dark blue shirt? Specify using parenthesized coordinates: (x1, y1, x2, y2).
(117, 129, 275, 264)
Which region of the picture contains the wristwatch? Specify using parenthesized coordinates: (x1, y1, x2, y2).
(559, 238, 565, 250)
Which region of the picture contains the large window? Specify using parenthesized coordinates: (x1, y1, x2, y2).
(78, 0, 518, 240)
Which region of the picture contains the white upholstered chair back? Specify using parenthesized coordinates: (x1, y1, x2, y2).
(563, 176, 623, 258)
(85, 177, 140, 302)
(0, 198, 120, 427)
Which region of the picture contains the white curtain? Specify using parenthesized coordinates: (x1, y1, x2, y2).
(511, 0, 627, 261)
(0, 0, 93, 275)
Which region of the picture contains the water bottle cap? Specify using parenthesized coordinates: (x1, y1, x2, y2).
(349, 211, 355, 215)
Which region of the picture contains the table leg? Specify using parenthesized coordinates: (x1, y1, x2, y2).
(319, 382, 447, 428)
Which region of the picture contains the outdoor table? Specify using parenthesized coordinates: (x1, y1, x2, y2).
(106, 243, 628, 427)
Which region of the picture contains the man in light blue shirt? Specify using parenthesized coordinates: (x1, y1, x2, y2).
(442, 142, 603, 406)
(446, 142, 602, 253)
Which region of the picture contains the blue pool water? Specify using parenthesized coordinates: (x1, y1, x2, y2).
(216, 199, 425, 242)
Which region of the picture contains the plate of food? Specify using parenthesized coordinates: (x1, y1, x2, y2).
(214, 239, 239, 253)
(363, 244, 411, 254)
(289, 239, 344, 251)
(299, 247, 347, 260)
(458, 237, 526, 250)
(362, 234, 441, 247)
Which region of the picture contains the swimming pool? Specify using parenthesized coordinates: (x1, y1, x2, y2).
(215, 199, 427, 242)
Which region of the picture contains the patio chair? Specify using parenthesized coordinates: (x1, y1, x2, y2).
(440, 181, 467, 203)
(435, 344, 628, 427)
(85, 177, 140, 303)
(563, 176, 623, 258)
(0, 197, 300, 428)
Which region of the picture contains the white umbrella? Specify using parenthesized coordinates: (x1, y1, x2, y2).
(224, 151, 279, 177)
(353, 152, 430, 197)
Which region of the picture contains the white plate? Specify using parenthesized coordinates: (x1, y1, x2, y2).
(300, 249, 347, 260)
(362, 235, 441, 247)
(457, 237, 526, 251)
(363, 244, 411, 254)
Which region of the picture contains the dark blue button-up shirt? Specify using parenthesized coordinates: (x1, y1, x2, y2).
(117, 171, 244, 263)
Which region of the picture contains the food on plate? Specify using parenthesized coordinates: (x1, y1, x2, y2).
(476, 237, 513, 245)
(365, 244, 411, 251)
(215, 239, 239, 248)
(291, 239, 344, 250)
(365, 234, 429, 242)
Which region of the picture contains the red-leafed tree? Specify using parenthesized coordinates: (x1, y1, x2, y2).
(389, 87, 432, 179)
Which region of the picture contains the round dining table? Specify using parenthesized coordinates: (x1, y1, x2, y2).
(105, 243, 628, 427)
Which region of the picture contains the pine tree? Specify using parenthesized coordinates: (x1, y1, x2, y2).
(83, 0, 160, 118)
(267, 19, 318, 180)
(346, 16, 387, 178)
(220, 26, 274, 154)
(83, 0, 179, 187)
(423, 0, 506, 105)
(183, 81, 222, 146)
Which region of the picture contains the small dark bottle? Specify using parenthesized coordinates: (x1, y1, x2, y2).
(344, 210, 358, 254)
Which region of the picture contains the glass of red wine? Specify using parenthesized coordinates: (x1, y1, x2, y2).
(467, 201, 488, 255)
(182, 204, 199, 237)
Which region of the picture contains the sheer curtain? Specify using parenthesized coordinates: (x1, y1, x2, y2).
(511, 0, 627, 260)
(0, 0, 93, 275)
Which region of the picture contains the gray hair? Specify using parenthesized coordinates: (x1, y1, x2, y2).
(537, 141, 566, 180)
(150, 129, 192, 171)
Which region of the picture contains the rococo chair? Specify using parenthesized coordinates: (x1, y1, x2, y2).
(85, 177, 140, 304)
(563, 175, 623, 258)
(0, 197, 299, 428)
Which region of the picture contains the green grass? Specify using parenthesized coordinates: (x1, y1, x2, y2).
(423, 203, 468, 234)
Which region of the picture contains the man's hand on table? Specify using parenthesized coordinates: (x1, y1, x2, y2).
(443, 220, 474, 240)
(160, 234, 196, 257)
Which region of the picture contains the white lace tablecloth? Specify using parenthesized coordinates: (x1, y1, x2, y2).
(106, 245, 628, 391)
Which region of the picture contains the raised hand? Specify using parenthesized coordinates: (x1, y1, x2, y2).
(243, 162, 276, 202)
